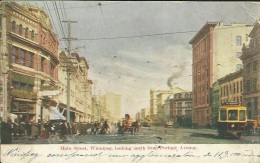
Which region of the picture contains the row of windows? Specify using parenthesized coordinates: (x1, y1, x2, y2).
(12, 46, 56, 78)
(13, 81, 34, 92)
(174, 102, 192, 108)
(194, 67, 210, 84)
(196, 82, 210, 94)
(12, 46, 34, 68)
(193, 36, 243, 62)
(193, 34, 210, 61)
(12, 21, 35, 41)
(194, 95, 210, 105)
(12, 20, 58, 55)
(174, 93, 192, 99)
(175, 110, 192, 116)
(220, 81, 243, 97)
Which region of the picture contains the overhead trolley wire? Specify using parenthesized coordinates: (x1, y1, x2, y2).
(43, 2, 66, 48)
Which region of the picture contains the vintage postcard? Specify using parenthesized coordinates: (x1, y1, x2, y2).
(0, 1, 260, 163)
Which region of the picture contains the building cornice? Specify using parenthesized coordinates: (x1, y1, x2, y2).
(189, 22, 218, 45)
(9, 32, 59, 64)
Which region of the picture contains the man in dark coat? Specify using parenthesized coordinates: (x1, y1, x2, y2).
(1, 121, 12, 144)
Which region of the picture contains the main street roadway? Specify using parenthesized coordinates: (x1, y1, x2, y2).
(12, 126, 260, 144)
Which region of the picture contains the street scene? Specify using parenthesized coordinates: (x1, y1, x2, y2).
(0, 1, 260, 145)
(11, 126, 260, 144)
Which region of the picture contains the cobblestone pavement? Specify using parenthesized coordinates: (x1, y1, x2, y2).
(10, 126, 260, 144)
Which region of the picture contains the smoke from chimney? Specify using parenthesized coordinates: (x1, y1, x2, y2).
(167, 63, 186, 89)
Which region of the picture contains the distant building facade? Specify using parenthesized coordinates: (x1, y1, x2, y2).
(218, 69, 243, 105)
(241, 20, 260, 119)
(92, 93, 121, 122)
(103, 93, 121, 122)
(155, 88, 185, 125)
(189, 22, 253, 126)
(150, 87, 185, 121)
(171, 92, 192, 127)
(58, 51, 92, 122)
(141, 108, 149, 119)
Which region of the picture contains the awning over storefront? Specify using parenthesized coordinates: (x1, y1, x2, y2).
(49, 106, 66, 120)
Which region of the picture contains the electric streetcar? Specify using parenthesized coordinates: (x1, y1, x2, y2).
(217, 101, 247, 138)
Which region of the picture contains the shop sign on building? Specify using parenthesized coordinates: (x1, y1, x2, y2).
(41, 90, 61, 96)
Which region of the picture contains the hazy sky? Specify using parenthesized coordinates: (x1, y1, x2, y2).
(17, 1, 260, 116)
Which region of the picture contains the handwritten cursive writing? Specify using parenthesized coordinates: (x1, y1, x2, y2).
(2, 148, 260, 163)
(3, 148, 41, 163)
(47, 151, 105, 160)
(131, 151, 197, 162)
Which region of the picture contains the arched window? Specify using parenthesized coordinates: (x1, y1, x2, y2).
(19, 24, 22, 35)
(12, 21, 16, 32)
(25, 27, 28, 38)
(31, 30, 34, 41)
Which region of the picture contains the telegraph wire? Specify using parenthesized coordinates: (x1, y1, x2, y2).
(59, 1, 69, 36)
(61, 24, 253, 42)
(52, 1, 68, 49)
(43, 2, 65, 48)
(73, 31, 198, 41)
(53, 2, 66, 38)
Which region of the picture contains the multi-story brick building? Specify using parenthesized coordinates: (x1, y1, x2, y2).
(171, 92, 192, 127)
(240, 20, 260, 119)
(0, 2, 59, 123)
(189, 22, 252, 126)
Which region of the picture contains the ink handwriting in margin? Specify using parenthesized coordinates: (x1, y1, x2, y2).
(2, 148, 260, 163)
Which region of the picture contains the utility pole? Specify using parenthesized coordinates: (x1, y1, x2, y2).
(62, 20, 77, 123)
(1, 10, 9, 122)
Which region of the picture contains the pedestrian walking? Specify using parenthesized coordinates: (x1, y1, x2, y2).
(29, 121, 39, 140)
(44, 121, 50, 138)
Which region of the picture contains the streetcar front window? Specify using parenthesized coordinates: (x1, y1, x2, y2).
(239, 110, 246, 121)
(220, 110, 227, 121)
(228, 110, 238, 120)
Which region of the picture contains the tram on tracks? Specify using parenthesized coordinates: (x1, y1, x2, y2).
(217, 101, 247, 138)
